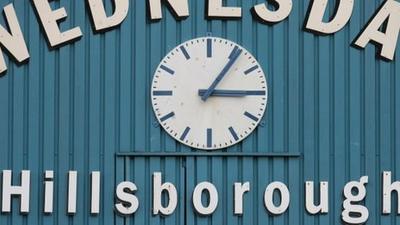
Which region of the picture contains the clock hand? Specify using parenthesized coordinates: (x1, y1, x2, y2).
(198, 89, 266, 97)
(201, 47, 243, 102)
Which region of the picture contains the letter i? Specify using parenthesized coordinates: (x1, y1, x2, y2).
(44, 171, 54, 213)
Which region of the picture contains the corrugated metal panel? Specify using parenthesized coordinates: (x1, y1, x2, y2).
(0, 0, 398, 224)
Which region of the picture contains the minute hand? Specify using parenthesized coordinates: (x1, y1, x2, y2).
(201, 48, 243, 101)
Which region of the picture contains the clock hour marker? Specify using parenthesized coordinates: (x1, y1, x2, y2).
(244, 65, 259, 75)
(207, 39, 212, 58)
(244, 111, 259, 122)
(180, 46, 190, 60)
(160, 65, 175, 75)
(207, 128, 212, 148)
(160, 112, 175, 122)
(229, 46, 239, 59)
(153, 90, 173, 96)
(180, 126, 191, 141)
(229, 127, 239, 141)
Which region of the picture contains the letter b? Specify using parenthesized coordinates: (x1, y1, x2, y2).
(153, 172, 178, 216)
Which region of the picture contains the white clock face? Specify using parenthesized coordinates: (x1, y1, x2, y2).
(151, 37, 268, 150)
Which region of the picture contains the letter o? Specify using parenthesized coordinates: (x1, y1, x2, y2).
(192, 182, 218, 215)
(264, 182, 290, 215)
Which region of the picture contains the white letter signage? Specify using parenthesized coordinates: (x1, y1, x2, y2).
(88, 0, 129, 31)
(0, 4, 30, 74)
(305, 181, 329, 214)
(115, 182, 139, 215)
(32, 0, 83, 47)
(354, 0, 400, 60)
(192, 182, 219, 215)
(264, 182, 290, 215)
(208, 0, 241, 18)
(2, 170, 30, 213)
(253, 0, 293, 23)
(306, 0, 354, 34)
(153, 172, 178, 216)
(149, 0, 189, 19)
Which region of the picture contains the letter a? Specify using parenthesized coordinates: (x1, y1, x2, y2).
(354, 0, 400, 60)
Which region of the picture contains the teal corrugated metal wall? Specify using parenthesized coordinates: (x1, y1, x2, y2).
(0, 0, 399, 224)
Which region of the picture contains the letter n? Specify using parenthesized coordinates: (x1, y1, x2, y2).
(0, 4, 30, 74)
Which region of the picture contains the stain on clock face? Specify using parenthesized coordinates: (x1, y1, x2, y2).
(151, 37, 268, 150)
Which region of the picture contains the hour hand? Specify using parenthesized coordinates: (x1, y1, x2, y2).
(198, 89, 266, 97)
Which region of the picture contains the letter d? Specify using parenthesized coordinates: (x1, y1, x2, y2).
(306, 0, 354, 34)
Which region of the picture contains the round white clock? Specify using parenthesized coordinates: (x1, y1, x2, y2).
(151, 37, 268, 150)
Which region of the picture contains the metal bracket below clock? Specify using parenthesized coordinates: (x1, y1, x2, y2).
(116, 151, 301, 158)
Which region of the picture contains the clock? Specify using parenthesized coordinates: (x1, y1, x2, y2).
(151, 37, 268, 150)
